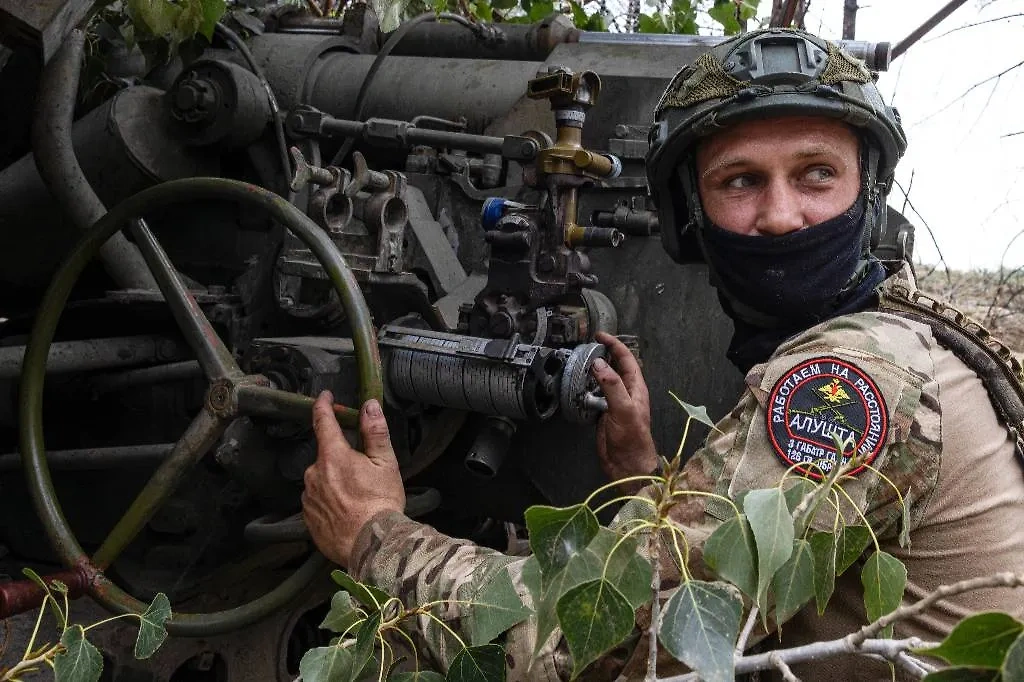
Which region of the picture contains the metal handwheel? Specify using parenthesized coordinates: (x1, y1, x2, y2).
(19, 178, 383, 636)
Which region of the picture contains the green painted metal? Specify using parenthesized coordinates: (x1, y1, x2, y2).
(19, 177, 382, 635)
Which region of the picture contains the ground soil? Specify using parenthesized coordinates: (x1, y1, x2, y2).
(916, 265, 1024, 353)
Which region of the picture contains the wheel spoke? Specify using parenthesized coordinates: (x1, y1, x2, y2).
(92, 408, 227, 569)
(128, 218, 240, 380)
(236, 382, 360, 428)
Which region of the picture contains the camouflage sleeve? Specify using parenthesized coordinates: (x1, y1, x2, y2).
(350, 311, 942, 678)
(349, 512, 571, 680)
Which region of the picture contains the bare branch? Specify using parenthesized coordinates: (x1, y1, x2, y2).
(892, 0, 968, 59)
(926, 13, 1024, 42)
(770, 651, 801, 682)
(646, 534, 661, 682)
(892, 178, 952, 286)
(735, 606, 760, 657)
(916, 59, 1024, 125)
(842, 0, 858, 39)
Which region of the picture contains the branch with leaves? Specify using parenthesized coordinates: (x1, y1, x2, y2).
(295, 397, 1024, 682)
(0, 569, 171, 682)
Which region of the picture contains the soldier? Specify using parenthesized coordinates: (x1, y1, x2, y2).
(302, 28, 1024, 680)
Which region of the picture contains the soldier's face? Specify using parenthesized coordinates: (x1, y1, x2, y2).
(695, 117, 861, 237)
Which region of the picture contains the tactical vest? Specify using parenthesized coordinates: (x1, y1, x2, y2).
(877, 277, 1024, 468)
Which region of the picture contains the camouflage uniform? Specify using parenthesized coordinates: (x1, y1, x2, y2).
(350, 268, 1024, 681)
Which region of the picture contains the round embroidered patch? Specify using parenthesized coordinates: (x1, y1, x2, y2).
(766, 357, 888, 479)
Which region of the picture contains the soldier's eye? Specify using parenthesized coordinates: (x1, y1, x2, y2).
(724, 174, 758, 189)
(805, 167, 835, 183)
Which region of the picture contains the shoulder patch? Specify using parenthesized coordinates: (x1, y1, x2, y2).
(766, 356, 888, 479)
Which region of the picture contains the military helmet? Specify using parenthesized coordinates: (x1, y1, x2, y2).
(646, 28, 908, 263)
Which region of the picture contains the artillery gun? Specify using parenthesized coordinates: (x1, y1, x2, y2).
(0, 7, 910, 679)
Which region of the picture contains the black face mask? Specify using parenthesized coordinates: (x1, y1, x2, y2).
(699, 197, 887, 372)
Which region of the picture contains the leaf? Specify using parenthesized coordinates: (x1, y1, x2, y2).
(21, 567, 63, 625)
(128, 0, 182, 39)
(836, 525, 872, 575)
(861, 551, 907, 638)
(521, 527, 651, 654)
(352, 611, 382, 679)
(771, 539, 814, 624)
(320, 591, 362, 636)
(743, 488, 795, 615)
(585, 13, 605, 31)
(331, 569, 389, 612)
(922, 668, 1000, 681)
(197, 0, 226, 39)
(467, 568, 531, 647)
(299, 645, 357, 682)
(659, 580, 743, 682)
(1003, 631, 1024, 681)
(392, 672, 446, 682)
(446, 644, 505, 682)
(920, 612, 1024, 669)
(524, 504, 599, 577)
(707, 2, 740, 35)
(567, 0, 587, 26)
(669, 391, 719, 431)
(808, 531, 837, 615)
(556, 579, 634, 679)
(135, 593, 171, 659)
(703, 514, 757, 599)
(637, 13, 667, 34)
(527, 0, 554, 22)
(54, 626, 103, 682)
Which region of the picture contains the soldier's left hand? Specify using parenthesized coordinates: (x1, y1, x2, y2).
(302, 391, 406, 567)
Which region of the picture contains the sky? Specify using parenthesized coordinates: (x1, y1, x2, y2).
(779, 0, 1023, 271)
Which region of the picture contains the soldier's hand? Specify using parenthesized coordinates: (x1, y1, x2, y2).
(302, 391, 405, 567)
(591, 332, 659, 493)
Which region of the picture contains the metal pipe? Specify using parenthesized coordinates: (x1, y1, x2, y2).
(0, 444, 172, 472)
(88, 360, 202, 394)
(0, 336, 184, 379)
(892, 0, 968, 59)
(31, 29, 156, 290)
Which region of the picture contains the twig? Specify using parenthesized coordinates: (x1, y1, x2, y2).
(735, 606, 759, 656)
(0, 644, 62, 682)
(770, 651, 800, 682)
(892, 179, 952, 286)
(646, 534, 661, 682)
(915, 58, 1024, 125)
(925, 13, 1024, 42)
(851, 572, 1024, 644)
(894, 651, 935, 679)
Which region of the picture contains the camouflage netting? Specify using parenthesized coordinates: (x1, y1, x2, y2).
(657, 38, 872, 116)
(820, 40, 872, 86)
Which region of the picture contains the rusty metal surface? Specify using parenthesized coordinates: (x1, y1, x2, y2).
(0, 564, 91, 620)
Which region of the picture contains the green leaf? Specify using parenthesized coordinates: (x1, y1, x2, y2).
(21, 567, 63, 625)
(861, 551, 907, 638)
(707, 2, 740, 34)
(584, 12, 605, 31)
(468, 568, 531, 646)
(556, 579, 634, 679)
(128, 0, 182, 39)
(922, 668, 1000, 681)
(659, 580, 743, 682)
(669, 391, 719, 431)
(522, 527, 651, 654)
(320, 591, 362, 636)
(446, 644, 505, 682)
(743, 488, 795, 614)
(637, 13, 667, 34)
(331, 569, 389, 612)
(352, 611, 382, 679)
(808, 531, 837, 615)
(703, 514, 757, 599)
(135, 593, 171, 659)
(527, 0, 554, 21)
(197, 0, 226, 40)
(54, 626, 103, 682)
(567, 0, 587, 26)
(920, 612, 1024, 669)
(771, 539, 814, 624)
(299, 645, 357, 682)
(392, 672, 446, 682)
(1003, 631, 1024, 681)
(524, 504, 599, 577)
(836, 525, 872, 575)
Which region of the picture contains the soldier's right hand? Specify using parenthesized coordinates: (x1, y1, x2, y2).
(302, 391, 406, 567)
(591, 332, 659, 493)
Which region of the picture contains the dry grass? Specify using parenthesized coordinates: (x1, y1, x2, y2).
(916, 265, 1024, 352)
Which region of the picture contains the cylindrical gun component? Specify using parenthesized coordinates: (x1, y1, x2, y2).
(560, 342, 608, 423)
(166, 59, 273, 147)
(0, 336, 184, 380)
(379, 326, 563, 420)
(567, 226, 624, 248)
(464, 416, 517, 478)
